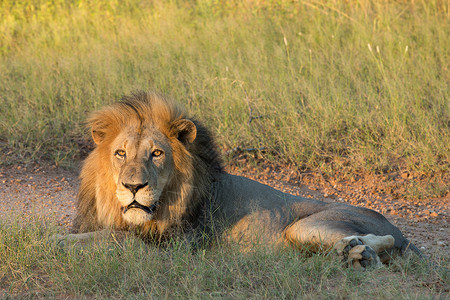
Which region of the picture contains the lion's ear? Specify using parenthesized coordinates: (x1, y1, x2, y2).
(91, 128, 107, 145)
(172, 119, 197, 144)
(88, 111, 116, 145)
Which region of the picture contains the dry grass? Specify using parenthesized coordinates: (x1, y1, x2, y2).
(0, 220, 448, 298)
(0, 1, 448, 198)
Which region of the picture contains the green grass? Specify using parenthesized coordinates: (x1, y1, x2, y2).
(0, 1, 448, 182)
(0, 220, 448, 298)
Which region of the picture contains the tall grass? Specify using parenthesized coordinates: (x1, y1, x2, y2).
(0, 1, 448, 178)
(0, 220, 447, 298)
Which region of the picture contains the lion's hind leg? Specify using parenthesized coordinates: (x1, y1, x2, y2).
(333, 234, 395, 268)
(284, 218, 395, 269)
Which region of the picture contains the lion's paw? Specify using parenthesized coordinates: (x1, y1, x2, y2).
(334, 236, 382, 269)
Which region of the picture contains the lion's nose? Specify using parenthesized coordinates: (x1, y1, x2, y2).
(122, 182, 148, 195)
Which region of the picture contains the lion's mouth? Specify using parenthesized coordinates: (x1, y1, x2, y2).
(122, 200, 157, 215)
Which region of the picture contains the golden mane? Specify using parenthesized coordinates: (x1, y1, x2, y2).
(73, 91, 222, 237)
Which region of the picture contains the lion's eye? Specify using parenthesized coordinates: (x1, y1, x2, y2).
(152, 150, 163, 157)
(114, 149, 126, 159)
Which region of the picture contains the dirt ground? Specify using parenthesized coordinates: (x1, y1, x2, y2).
(0, 161, 448, 260)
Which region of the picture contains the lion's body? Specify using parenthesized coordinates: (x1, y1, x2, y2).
(208, 174, 412, 251)
(67, 92, 420, 268)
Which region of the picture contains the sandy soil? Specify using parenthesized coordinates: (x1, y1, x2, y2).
(0, 161, 448, 259)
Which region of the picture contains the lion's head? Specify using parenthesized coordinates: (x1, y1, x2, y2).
(73, 92, 222, 237)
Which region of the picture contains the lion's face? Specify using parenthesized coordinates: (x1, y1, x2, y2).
(76, 93, 211, 235)
(110, 126, 174, 226)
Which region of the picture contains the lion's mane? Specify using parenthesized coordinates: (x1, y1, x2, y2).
(73, 92, 222, 237)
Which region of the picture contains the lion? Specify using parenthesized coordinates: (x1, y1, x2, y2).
(59, 91, 421, 268)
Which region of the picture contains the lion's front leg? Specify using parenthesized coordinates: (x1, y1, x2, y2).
(333, 234, 395, 269)
(50, 229, 127, 248)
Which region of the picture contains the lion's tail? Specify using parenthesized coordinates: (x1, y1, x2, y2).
(401, 238, 424, 258)
(401, 238, 450, 271)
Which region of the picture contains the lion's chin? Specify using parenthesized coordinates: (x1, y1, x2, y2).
(122, 209, 154, 225)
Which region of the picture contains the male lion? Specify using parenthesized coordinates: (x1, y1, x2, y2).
(61, 91, 420, 268)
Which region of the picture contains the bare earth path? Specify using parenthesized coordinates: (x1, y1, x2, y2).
(0, 162, 448, 259)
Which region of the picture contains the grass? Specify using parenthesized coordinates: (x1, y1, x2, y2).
(0, 219, 448, 299)
(0, 0, 448, 185)
(0, 2, 448, 297)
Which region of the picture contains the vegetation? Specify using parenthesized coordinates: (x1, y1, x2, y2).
(1, 1, 448, 297)
(0, 220, 447, 298)
(0, 0, 448, 180)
